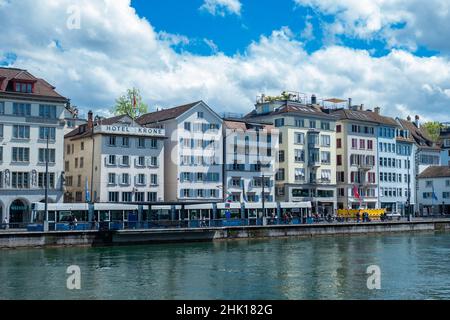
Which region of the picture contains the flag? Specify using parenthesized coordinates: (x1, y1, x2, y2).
(432, 186, 438, 201)
(353, 185, 361, 200)
(85, 177, 91, 203)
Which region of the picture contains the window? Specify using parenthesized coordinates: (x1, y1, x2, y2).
(0, 101, 4, 114)
(294, 149, 305, 162)
(75, 192, 83, 202)
(109, 136, 116, 146)
(279, 132, 283, 144)
(337, 138, 342, 148)
(337, 172, 345, 183)
(38, 148, 56, 163)
(137, 174, 146, 185)
(209, 189, 218, 198)
(81, 142, 84, 151)
(11, 172, 30, 189)
(39, 105, 57, 119)
(122, 137, 130, 147)
(122, 192, 132, 202)
(321, 122, 330, 130)
(137, 156, 146, 167)
(295, 132, 305, 145)
(80, 157, 84, 168)
(109, 192, 119, 202)
(309, 120, 316, 129)
(77, 175, 82, 187)
(278, 151, 285, 162)
(150, 139, 158, 149)
(275, 118, 285, 127)
(108, 173, 116, 185)
(138, 137, 145, 148)
(121, 156, 130, 167)
(0, 147, 3, 162)
(276, 169, 285, 181)
(321, 135, 331, 147)
(150, 174, 158, 185)
(336, 125, 342, 133)
(38, 173, 55, 189)
(321, 170, 331, 182)
(147, 192, 157, 202)
(75, 158, 78, 168)
(135, 192, 145, 202)
(367, 140, 373, 150)
(65, 176, 73, 187)
(359, 139, 366, 149)
(321, 151, 331, 164)
(12, 147, 30, 162)
(13, 125, 30, 139)
(351, 139, 357, 149)
(121, 174, 130, 185)
(337, 155, 343, 166)
(108, 154, 116, 166)
(150, 157, 158, 167)
(295, 168, 305, 182)
(0, 124, 3, 138)
(184, 122, 191, 131)
(197, 112, 204, 119)
(295, 119, 305, 127)
(67, 144, 71, 155)
(12, 103, 31, 116)
(14, 82, 32, 93)
(39, 127, 56, 140)
(443, 192, 450, 199)
(426, 181, 433, 188)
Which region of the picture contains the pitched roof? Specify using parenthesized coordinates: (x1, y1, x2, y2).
(419, 166, 450, 179)
(245, 102, 335, 120)
(397, 118, 440, 150)
(223, 119, 275, 132)
(0, 67, 67, 101)
(137, 101, 202, 125)
(332, 109, 398, 126)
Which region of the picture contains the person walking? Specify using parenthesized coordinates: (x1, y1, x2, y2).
(2, 216, 8, 230)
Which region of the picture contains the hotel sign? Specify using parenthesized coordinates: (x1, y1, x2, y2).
(94, 125, 165, 137)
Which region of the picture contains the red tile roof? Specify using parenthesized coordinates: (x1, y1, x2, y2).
(0, 67, 67, 102)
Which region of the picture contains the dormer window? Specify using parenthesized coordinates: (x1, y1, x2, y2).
(14, 82, 33, 93)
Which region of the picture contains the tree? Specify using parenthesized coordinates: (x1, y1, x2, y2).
(112, 88, 148, 119)
(422, 121, 443, 142)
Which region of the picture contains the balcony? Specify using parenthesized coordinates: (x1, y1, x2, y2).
(308, 159, 321, 168)
(357, 163, 374, 171)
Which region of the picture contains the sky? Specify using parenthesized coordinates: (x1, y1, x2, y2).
(0, 0, 450, 121)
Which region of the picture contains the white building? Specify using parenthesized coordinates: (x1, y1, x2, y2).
(0, 67, 68, 225)
(138, 101, 223, 202)
(64, 113, 165, 203)
(417, 166, 450, 215)
(378, 119, 415, 214)
(439, 123, 450, 166)
(223, 119, 278, 203)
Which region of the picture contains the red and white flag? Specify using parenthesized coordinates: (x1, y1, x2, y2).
(353, 185, 361, 200)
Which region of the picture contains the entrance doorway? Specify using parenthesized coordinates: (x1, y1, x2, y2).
(9, 199, 29, 227)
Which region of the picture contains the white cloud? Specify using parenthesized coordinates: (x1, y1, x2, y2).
(200, 0, 242, 17)
(295, 0, 450, 53)
(1, 0, 450, 122)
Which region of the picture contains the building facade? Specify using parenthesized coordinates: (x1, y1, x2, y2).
(64, 113, 165, 203)
(439, 123, 450, 166)
(223, 119, 278, 203)
(333, 107, 379, 209)
(417, 166, 450, 215)
(378, 119, 415, 214)
(245, 94, 337, 215)
(138, 101, 223, 202)
(0, 67, 68, 225)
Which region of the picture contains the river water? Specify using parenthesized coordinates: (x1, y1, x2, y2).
(1, 231, 450, 300)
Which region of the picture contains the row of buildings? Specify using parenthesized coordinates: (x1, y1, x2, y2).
(1, 68, 449, 224)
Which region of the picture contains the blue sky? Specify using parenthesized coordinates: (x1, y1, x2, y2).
(1, 0, 450, 121)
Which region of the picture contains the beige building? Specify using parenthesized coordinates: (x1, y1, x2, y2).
(64, 113, 165, 203)
(245, 93, 337, 215)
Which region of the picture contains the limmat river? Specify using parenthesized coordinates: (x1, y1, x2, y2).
(2, 231, 450, 300)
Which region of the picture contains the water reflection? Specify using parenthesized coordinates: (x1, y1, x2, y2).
(2, 232, 450, 300)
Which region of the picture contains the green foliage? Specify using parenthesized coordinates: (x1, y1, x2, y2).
(112, 88, 148, 119)
(422, 121, 443, 142)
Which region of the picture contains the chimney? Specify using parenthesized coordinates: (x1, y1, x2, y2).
(311, 94, 317, 105)
(360, 104, 364, 111)
(374, 107, 380, 114)
(87, 110, 93, 130)
(415, 115, 420, 128)
(348, 98, 352, 109)
(407, 115, 412, 122)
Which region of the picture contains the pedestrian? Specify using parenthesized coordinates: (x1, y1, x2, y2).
(2, 216, 8, 230)
(73, 216, 78, 230)
(356, 211, 360, 223)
